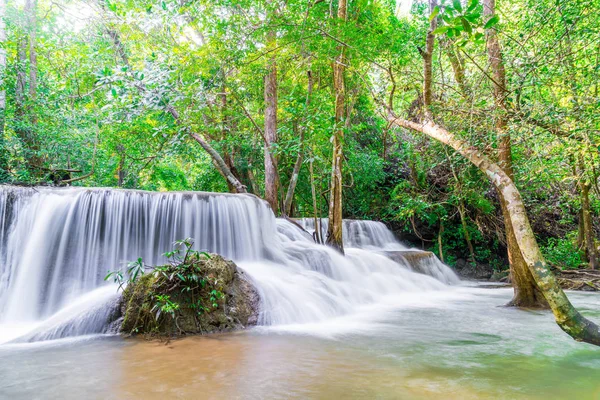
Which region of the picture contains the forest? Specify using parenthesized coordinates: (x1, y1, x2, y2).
(2, 0, 598, 270)
(0, 0, 600, 397)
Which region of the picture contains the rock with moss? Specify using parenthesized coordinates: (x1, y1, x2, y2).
(120, 254, 260, 337)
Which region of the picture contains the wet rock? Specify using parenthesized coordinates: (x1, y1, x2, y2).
(454, 259, 495, 280)
(120, 254, 260, 337)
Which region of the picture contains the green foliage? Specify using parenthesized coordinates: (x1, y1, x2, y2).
(1, 0, 598, 270)
(541, 233, 585, 270)
(106, 238, 222, 323)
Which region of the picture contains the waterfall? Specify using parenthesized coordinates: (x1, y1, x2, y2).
(0, 186, 458, 343)
(298, 218, 409, 250)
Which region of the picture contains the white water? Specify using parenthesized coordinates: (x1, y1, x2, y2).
(0, 186, 458, 343)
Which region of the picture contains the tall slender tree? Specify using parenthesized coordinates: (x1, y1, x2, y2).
(326, 0, 347, 253)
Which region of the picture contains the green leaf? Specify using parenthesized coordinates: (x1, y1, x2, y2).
(484, 14, 500, 29)
(429, 6, 440, 21)
(467, 0, 479, 12)
(464, 13, 480, 23)
(432, 26, 450, 35)
(461, 17, 472, 34)
(453, 0, 463, 13)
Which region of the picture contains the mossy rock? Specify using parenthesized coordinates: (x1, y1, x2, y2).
(120, 254, 260, 337)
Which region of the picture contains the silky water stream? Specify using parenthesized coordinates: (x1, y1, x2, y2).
(0, 186, 598, 399)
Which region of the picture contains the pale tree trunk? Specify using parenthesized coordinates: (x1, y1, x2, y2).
(117, 144, 125, 187)
(422, 0, 436, 115)
(283, 70, 313, 216)
(264, 30, 279, 213)
(309, 155, 322, 244)
(387, 114, 600, 346)
(577, 159, 598, 269)
(283, 122, 303, 216)
(437, 221, 444, 263)
(27, 0, 36, 106)
(219, 83, 244, 193)
(326, 0, 347, 253)
(15, 23, 36, 169)
(483, 0, 546, 308)
(458, 200, 476, 263)
(246, 163, 260, 195)
(440, 38, 469, 99)
(166, 105, 246, 193)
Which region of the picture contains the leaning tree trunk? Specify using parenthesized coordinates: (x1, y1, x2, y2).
(387, 114, 600, 346)
(326, 0, 347, 254)
(483, 0, 547, 308)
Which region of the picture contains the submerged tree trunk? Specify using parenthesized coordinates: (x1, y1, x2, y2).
(264, 30, 279, 214)
(387, 114, 600, 346)
(326, 0, 347, 253)
(483, 0, 547, 308)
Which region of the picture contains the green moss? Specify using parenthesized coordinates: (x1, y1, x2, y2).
(119, 254, 258, 338)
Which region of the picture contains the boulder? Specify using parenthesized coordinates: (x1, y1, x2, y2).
(120, 254, 260, 337)
(454, 259, 495, 280)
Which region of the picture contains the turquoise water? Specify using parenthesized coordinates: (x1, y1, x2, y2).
(1, 287, 599, 399)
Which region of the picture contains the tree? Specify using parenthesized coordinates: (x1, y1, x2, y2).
(482, 0, 547, 307)
(264, 23, 279, 213)
(326, 0, 347, 253)
(384, 0, 600, 346)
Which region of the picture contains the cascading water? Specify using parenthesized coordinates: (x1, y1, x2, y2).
(0, 186, 459, 343)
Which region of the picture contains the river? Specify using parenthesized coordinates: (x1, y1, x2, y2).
(1, 286, 599, 399)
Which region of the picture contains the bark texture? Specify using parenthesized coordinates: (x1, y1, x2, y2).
(577, 161, 598, 270)
(388, 114, 600, 346)
(326, 0, 347, 253)
(483, 0, 546, 308)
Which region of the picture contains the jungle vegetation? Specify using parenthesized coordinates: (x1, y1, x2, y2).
(0, 0, 599, 342)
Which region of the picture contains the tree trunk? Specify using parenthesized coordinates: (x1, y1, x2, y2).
(483, 0, 546, 308)
(578, 160, 598, 269)
(309, 156, 322, 244)
(264, 30, 279, 213)
(458, 200, 476, 263)
(246, 161, 260, 195)
(326, 0, 347, 253)
(440, 38, 469, 98)
(117, 144, 125, 187)
(387, 114, 600, 346)
(283, 70, 313, 216)
(14, 29, 37, 169)
(422, 0, 436, 114)
(283, 128, 303, 216)
(438, 220, 444, 263)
